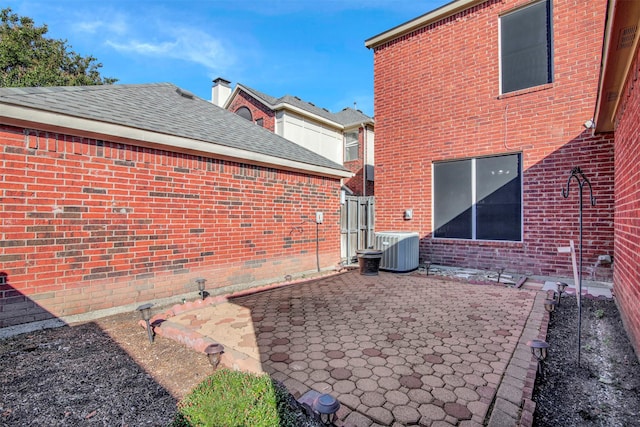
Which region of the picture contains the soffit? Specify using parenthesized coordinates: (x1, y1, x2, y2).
(594, 0, 640, 133)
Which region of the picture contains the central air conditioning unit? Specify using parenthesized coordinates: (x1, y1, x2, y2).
(375, 231, 419, 272)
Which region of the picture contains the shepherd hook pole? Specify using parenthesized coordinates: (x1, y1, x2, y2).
(561, 166, 595, 367)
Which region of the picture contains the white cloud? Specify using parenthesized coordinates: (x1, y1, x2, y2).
(106, 26, 234, 71)
(74, 13, 128, 36)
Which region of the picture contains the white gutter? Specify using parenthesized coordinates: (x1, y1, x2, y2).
(1, 104, 353, 179)
(365, 0, 485, 49)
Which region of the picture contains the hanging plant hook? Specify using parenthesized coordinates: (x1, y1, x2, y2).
(561, 166, 595, 367)
(562, 167, 596, 206)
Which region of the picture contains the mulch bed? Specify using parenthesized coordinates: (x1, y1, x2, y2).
(533, 296, 640, 426)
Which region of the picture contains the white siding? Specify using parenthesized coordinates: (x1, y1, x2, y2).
(277, 111, 343, 164)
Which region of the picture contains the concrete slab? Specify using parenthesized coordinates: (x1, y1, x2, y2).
(542, 280, 612, 298)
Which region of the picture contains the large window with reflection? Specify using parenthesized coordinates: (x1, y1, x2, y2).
(433, 153, 522, 241)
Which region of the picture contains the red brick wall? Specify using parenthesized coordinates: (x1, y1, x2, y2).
(227, 91, 276, 131)
(344, 127, 375, 196)
(0, 125, 341, 327)
(372, 0, 614, 277)
(612, 50, 640, 356)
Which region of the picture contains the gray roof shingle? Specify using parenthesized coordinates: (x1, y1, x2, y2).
(236, 84, 374, 128)
(0, 83, 348, 173)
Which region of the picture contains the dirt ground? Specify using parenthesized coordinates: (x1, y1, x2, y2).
(533, 296, 640, 426)
(0, 309, 211, 426)
(1, 287, 639, 426)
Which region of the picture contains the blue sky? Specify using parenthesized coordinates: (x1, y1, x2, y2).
(5, 0, 450, 117)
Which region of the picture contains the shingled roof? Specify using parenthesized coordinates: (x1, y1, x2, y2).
(0, 83, 350, 177)
(234, 83, 374, 128)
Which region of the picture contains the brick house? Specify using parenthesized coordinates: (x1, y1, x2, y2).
(211, 78, 375, 197)
(0, 83, 351, 328)
(366, 0, 614, 279)
(593, 0, 640, 357)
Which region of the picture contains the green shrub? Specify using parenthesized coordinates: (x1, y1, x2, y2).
(171, 369, 306, 427)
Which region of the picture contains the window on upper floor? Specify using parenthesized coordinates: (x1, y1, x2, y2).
(235, 106, 252, 121)
(345, 131, 359, 162)
(500, 0, 553, 94)
(433, 153, 522, 241)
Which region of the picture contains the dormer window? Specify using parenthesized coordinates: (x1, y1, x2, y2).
(235, 106, 252, 121)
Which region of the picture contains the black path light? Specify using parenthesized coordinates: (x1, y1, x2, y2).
(312, 393, 341, 425)
(204, 343, 224, 369)
(527, 339, 550, 376)
(136, 303, 154, 343)
(562, 166, 596, 366)
(195, 277, 207, 300)
(556, 282, 568, 305)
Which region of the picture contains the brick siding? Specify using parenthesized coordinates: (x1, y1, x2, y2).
(228, 91, 276, 131)
(344, 126, 375, 196)
(372, 0, 614, 277)
(612, 50, 640, 356)
(0, 126, 341, 327)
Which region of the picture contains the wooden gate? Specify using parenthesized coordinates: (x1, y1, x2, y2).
(340, 196, 375, 264)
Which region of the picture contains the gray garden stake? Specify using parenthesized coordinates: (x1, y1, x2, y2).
(562, 166, 595, 366)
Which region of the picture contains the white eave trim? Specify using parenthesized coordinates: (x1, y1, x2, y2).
(365, 0, 485, 49)
(0, 104, 353, 179)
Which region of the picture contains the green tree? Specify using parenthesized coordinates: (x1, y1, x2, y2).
(0, 8, 117, 87)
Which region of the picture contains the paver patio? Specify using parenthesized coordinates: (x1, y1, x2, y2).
(152, 270, 550, 426)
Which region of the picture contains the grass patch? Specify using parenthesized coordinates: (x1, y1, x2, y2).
(171, 369, 308, 427)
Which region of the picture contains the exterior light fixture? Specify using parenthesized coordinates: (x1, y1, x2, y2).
(312, 393, 341, 425)
(195, 277, 207, 300)
(136, 303, 154, 343)
(204, 343, 224, 369)
(424, 261, 432, 276)
(544, 298, 557, 313)
(556, 282, 568, 305)
(527, 339, 550, 375)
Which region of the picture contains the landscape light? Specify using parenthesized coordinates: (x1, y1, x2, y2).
(312, 394, 340, 425)
(204, 343, 224, 369)
(527, 339, 550, 375)
(136, 303, 154, 343)
(556, 282, 568, 305)
(195, 277, 207, 300)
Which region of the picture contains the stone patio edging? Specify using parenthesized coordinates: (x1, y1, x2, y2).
(487, 291, 550, 427)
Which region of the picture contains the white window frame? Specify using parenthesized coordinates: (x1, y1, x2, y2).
(344, 130, 359, 162)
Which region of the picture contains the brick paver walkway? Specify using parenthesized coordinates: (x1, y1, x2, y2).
(154, 271, 549, 426)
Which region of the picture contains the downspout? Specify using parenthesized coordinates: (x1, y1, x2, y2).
(361, 123, 367, 197)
